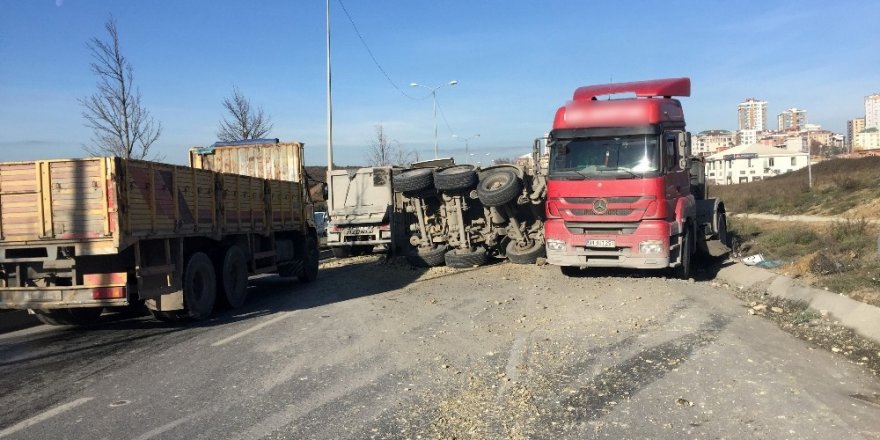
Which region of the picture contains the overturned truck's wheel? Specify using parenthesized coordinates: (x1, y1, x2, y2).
(33, 307, 104, 326)
(506, 239, 546, 265)
(445, 247, 487, 269)
(477, 169, 521, 207)
(218, 246, 248, 309)
(434, 165, 477, 192)
(394, 168, 434, 194)
(406, 245, 448, 267)
(183, 252, 217, 321)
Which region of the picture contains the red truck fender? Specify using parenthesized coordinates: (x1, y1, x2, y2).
(673, 194, 697, 235)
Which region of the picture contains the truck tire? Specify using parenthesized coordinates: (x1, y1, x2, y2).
(394, 168, 434, 194)
(33, 307, 103, 326)
(183, 252, 217, 321)
(218, 246, 248, 309)
(673, 226, 693, 280)
(477, 169, 521, 207)
(299, 236, 320, 283)
(331, 247, 351, 258)
(434, 165, 477, 192)
(506, 240, 546, 265)
(406, 245, 448, 267)
(444, 247, 487, 269)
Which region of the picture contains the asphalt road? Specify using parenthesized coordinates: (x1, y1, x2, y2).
(1, 256, 879, 439)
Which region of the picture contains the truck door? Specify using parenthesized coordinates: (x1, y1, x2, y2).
(662, 131, 690, 218)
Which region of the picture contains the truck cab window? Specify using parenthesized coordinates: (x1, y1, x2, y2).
(664, 133, 678, 171)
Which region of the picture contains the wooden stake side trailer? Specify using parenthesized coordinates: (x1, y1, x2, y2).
(0, 149, 318, 325)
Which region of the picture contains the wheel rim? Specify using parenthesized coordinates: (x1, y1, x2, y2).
(484, 173, 510, 190)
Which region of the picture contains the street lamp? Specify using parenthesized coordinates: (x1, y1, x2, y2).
(410, 80, 458, 158)
(452, 133, 480, 156)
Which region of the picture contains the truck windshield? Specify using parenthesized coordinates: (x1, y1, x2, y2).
(549, 135, 660, 178)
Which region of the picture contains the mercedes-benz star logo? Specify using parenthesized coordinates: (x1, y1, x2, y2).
(592, 198, 608, 215)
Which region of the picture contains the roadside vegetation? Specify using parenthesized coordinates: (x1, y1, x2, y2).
(710, 156, 880, 217)
(728, 217, 880, 306)
(711, 155, 880, 307)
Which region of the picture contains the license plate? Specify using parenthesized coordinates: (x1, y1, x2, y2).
(345, 226, 375, 235)
(586, 239, 615, 248)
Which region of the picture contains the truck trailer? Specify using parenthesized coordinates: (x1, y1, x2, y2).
(543, 78, 728, 277)
(0, 140, 319, 325)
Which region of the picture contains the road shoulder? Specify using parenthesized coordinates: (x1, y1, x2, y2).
(716, 260, 880, 344)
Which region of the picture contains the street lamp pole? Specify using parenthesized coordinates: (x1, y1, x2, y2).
(411, 80, 458, 158)
(453, 133, 480, 157)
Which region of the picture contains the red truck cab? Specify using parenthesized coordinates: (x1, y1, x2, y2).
(544, 78, 712, 277)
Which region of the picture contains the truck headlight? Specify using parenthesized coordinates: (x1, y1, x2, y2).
(639, 240, 664, 255)
(546, 239, 566, 252)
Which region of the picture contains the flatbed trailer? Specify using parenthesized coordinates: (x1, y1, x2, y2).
(0, 141, 318, 325)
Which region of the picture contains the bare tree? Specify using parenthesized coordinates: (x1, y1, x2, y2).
(493, 157, 514, 165)
(80, 18, 162, 160)
(367, 124, 415, 166)
(217, 87, 273, 142)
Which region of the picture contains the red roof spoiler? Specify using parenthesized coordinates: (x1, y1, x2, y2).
(573, 77, 691, 101)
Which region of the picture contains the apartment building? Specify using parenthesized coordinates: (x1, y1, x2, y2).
(737, 98, 768, 131)
(777, 108, 807, 131)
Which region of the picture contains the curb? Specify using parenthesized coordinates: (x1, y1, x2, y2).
(0, 310, 40, 335)
(715, 261, 880, 345)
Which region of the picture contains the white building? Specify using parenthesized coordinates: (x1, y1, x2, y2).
(738, 98, 768, 131)
(857, 129, 880, 152)
(692, 129, 735, 156)
(705, 143, 809, 185)
(866, 94, 880, 129)
(737, 129, 761, 146)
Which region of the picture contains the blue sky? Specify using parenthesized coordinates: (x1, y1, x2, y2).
(0, 0, 877, 166)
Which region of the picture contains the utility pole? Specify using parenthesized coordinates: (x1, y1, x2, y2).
(325, 0, 334, 210)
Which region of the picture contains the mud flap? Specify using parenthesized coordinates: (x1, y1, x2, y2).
(145, 290, 185, 312)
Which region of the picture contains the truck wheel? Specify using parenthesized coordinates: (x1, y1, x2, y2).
(445, 247, 487, 269)
(434, 165, 477, 192)
(33, 307, 104, 326)
(218, 246, 248, 309)
(183, 252, 217, 320)
(477, 169, 521, 207)
(331, 247, 351, 258)
(506, 239, 546, 265)
(298, 236, 320, 283)
(674, 227, 693, 280)
(394, 168, 434, 194)
(406, 245, 448, 267)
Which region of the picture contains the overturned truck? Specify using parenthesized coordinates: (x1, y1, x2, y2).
(394, 154, 546, 268)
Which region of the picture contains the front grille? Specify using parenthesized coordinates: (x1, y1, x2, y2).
(564, 196, 642, 204)
(569, 209, 634, 216)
